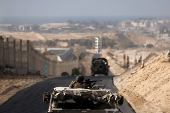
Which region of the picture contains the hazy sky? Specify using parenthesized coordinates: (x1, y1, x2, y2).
(0, 0, 170, 17)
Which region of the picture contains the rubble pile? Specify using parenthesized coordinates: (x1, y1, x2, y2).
(114, 52, 170, 113)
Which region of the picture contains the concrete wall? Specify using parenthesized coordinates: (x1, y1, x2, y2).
(0, 36, 79, 76)
(0, 36, 4, 68)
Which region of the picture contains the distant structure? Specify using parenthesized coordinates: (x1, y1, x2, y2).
(57, 48, 77, 61)
(35, 46, 86, 62)
(95, 37, 102, 53)
(144, 42, 153, 48)
(35, 48, 69, 54)
(19, 25, 32, 32)
(121, 30, 129, 33)
(159, 26, 170, 39)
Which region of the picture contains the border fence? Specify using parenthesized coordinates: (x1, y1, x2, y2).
(0, 36, 79, 76)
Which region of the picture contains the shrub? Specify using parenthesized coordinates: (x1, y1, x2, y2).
(72, 68, 79, 76)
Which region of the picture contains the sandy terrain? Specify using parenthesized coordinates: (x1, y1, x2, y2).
(0, 31, 46, 41)
(57, 41, 68, 47)
(40, 32, 117, 40)
(0, 32, 115, 41)
(0, 31, 168, 49)
(110, 48, 168, 66)
(114, 53, 170, 113)
(124, 34, 167, 47)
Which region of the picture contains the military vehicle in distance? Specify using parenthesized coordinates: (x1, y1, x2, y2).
(43, 83, 124, 113)
(91, 58, 110, 76)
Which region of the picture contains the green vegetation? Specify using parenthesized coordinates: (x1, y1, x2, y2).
(79, 56, 82, 60)
(44, 40, 56, 47)
(72, 68, 79, 76)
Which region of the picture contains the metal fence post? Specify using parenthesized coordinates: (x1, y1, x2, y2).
(27, 40, 29, 73)
(1, 37, 4, 68)
(0, 37, 1, 67)
(20, 39, 22, 69)
(46, 62, 47, 77)
(2, 37, 4, 68)
(7, 38, 9, 67)
(13, 39, 16, 68)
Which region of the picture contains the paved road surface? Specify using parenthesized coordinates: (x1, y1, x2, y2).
(0, 76, 135, 113)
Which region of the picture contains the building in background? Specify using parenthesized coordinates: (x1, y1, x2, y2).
(95, 37, 102, 53)
(158, 26, 170, 39)
(57, 48, 77, 61)
(35, 46, 86, 62)
(19, 25, 25, 31)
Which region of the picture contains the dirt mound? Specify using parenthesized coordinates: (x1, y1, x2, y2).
(124, 33, 167, 47)
(57, 41, 68, 47)
(114, 53, 170, 113)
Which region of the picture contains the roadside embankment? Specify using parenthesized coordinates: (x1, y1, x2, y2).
(0, 75, 52, 105)
(114, 53, 170, 113)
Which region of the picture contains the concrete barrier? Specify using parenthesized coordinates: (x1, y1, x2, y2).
(0, 36, 80, 76)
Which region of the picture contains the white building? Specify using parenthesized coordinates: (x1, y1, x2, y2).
(95, 37, 102, 53)
(131, 21, 138, 27)
(159, 33, 170, 39)
(138, 21, 147, 27)
(19, 25, 25, 31)
(121, 22, 125, 28)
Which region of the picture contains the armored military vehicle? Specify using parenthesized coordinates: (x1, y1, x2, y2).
(91, 58, 110, 76)
(43, 83, 124, 113)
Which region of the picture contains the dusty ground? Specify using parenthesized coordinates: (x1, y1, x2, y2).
(56, 41, 68, 47)
(1, 31, 167, 47)
(0, 75, 53, 105)
(124, 33, 167, 47)
(114, 53, 170, 113)
(0, 31, 117, 41)
(110, 48, 167, 66)
(0, 31, 46, 40)
(101, 49, 125, 75)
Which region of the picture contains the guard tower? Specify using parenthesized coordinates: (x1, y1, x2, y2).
(95, 37, 102, 53)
